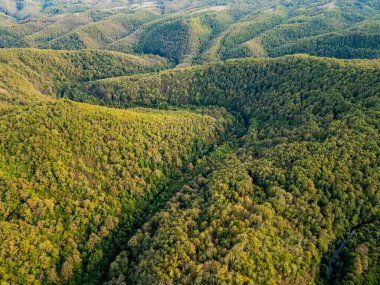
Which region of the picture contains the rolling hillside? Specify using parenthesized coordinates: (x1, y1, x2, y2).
(1, 0, 379, 63)
(76, 55, 380, 284)
(0, 47, 239, 284)
(48, 11, 157, 50)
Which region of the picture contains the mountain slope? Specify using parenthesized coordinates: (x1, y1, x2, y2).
(76, 55, 380, 284)
(0, 100, 239, 284)
(48, 11, 157, 50)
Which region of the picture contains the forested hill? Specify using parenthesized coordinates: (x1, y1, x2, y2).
(74, 55, 380, 284)
(0, 46, 241, 284)
(77, 55, 380, 118)
(0, 101, 240, 284)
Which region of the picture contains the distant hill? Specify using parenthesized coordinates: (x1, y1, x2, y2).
(1, 0, 379, 63)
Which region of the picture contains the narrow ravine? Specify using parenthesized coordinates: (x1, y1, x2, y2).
(326, 217, 379, 282)
(76, 115, 247, 284)
(326, 230, 356, 281)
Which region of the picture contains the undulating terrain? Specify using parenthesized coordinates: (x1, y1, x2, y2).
(0, 1, 379, 285)
(1, 0, 380, 64)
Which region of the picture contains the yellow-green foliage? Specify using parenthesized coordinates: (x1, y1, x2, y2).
(0, 2, 379, 284)
(0, 100, 238, 284)
(24, 13, 95, 47)
(49, 11, 157, 50)
(0, 39, 240, 284)
(0, 64, 50, 104)
(0, 13, 15, 26)
(0, 48, 168, 104)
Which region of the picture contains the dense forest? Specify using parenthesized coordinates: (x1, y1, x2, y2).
(330, 221, 380, 284)
(0, 100, 238, 284)
(77, 55, 380, 284)
(0, 0, 379, 285)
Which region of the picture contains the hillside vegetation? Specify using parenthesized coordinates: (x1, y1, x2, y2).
(1, 0, 379, 64)
(0, 40, 243, 285)
(48, 11, 158, 50)
(0, 100, 239, 284)
(76, 55, 380, 284)
(0, 48, 168, 104)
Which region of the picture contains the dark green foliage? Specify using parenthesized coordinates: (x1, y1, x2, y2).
(78, 55, 380, 120)
(137, 18, 194, 63)
(79, 55, 380, 284)
(0, 27, 27, 48)
(136, 17, 211, 64)
(330, 221, 380, 284)
(270, 32, 380, 59)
